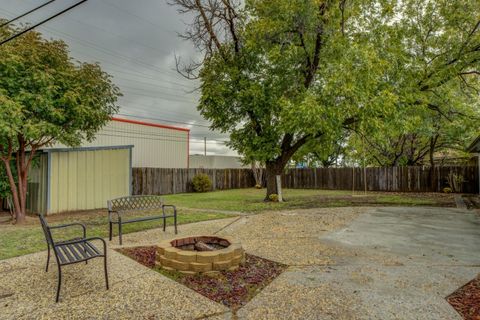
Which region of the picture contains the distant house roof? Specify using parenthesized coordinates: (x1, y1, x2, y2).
(467, 135, 480, 153)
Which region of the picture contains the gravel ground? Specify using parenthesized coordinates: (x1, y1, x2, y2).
(1, 206, 478, 319)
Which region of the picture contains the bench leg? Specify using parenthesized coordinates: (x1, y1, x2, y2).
(118, 221, 123, 245)
(56, 265, 62, 303)
(46, 243, 50, 272)
(104, 255, 109, 290)
(174, 213, 178, 234)
(163, 217, 166, 232)
(109, 222, 113, 241)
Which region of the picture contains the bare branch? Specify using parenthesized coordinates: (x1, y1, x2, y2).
(169, 0, 244, 76)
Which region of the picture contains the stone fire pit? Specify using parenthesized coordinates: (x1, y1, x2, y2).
(156, 235, 245, 275)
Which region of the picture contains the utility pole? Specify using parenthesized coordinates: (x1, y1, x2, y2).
(0, 0, 88, 46)
(204, 137, 207, 156)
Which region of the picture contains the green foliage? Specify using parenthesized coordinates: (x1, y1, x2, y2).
(0, 165, 11, 199)
(179, 0, 480, 172)
(0, 25, 121, 151)
(345, 0, 480, 167)
(199, 0, 390, 166)
(0, 24, 121, 220)
(0, 159, 16, 199)
(192, 173, 212, 192)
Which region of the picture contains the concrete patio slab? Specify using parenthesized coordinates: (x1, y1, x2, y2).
(1, 206, 479, 319)
(236, 207, 480, 320)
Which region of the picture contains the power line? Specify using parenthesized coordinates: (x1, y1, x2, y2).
(0, 0, 89, 46)
(118, 84, 197, 102)
(117, 112, 211, 128)
(121, 90, 197, 103)
(0, 7, 198, 91)
(108, 67, 197, 89)
(0, 0, 56, 28)
(37, 24, 182, 78)
(104, 127, 228, 143)
(0, 7, 187, 80)
(66, 15, 172, 57)
(97, 132, 227, 145)
(119, 98, 204, 119)
(114, 76, 193, 93)
(101, 0, 175, 35)
(112, 115, 229, 142)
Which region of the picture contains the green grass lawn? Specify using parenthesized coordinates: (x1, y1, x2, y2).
(0, 209, 231, 261)
(163, 188, 452, 213)
(0, 188, 453, 261)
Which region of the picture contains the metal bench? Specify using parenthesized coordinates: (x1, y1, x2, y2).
(107, 195, 178, 245)
(38, 214, 109, 302)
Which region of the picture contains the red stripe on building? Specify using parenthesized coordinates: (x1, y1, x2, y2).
(112, 117, 190, 132)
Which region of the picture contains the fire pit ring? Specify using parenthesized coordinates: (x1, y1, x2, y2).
(156, 235, 245, 275)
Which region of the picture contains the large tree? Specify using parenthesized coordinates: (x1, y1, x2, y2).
(347, 105, 478, 167)
(173, 0, 480, 200)
(347, 0, 480, 167)
(172, 0, 394, 199)
(0, 25, 121, 223)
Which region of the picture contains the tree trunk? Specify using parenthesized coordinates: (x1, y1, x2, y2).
(2, 142, 34, 224)
(264, 160, 284, 201)
(429, 136, 437, 191)
(2, 159, 22, 223)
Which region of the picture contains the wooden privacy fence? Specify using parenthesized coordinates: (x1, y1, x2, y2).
(132, 168, 256, 195)
(282, 166, 478, 193)
(132, 166, 478, 195)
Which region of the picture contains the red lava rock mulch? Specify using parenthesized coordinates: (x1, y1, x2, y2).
(447, 276, 480, 320)
(116, 246, 158, 268)
(116, 246, 287, 310)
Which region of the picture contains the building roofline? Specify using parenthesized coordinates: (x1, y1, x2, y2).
(41, 145, 134, 153)
(112, 117, 190, 132)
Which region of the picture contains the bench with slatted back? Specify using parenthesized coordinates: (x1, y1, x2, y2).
(108, 195, 177, 245)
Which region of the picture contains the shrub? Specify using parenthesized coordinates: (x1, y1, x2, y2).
(268, 194, 279, 202)
(443, 187, 452, 193)
(192, 173, 212, 192)
(255, 184, 262, 189)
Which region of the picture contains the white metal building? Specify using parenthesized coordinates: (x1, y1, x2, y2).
(189, 155, 248, 169)
(51, 117, 190, 168)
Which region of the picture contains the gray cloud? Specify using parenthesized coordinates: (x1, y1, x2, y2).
(0, 0, 236, 155)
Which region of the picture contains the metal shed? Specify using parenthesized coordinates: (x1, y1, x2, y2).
(27, 145, 132, 215)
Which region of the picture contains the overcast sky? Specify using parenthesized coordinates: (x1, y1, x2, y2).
(0, 0, 234, 155)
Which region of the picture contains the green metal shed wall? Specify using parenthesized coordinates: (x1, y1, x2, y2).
(47, 147, 131, 214)
(26, 153, 48, 214)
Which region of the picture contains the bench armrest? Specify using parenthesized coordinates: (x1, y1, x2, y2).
(50, 222, 86, 238)
(162, 204, 177, 217)
(108, 210, 124, 222)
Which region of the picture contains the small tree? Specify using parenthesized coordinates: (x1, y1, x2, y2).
(0, 26, 121, 223)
